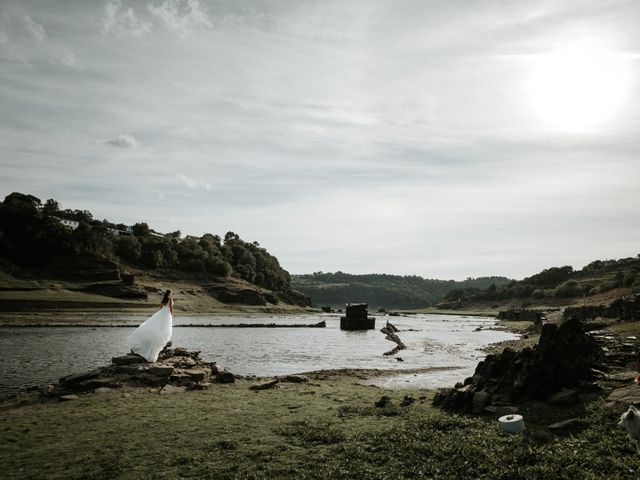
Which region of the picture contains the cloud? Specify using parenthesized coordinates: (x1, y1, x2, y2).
(176, 172, 212, 190)
(105, 133, 138, 148)
(22, 15, 46, 42)
(147, 0, 212, 38)
(53, 47, 84, 70)
(103, 0, 153, 37)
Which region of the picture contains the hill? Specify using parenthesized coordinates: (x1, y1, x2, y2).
(0, 192, 310, 313)
(291, 272, 511, 309)
(437, 255, 640, 312)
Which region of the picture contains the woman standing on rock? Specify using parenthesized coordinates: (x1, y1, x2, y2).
(128, 290, 173, 362)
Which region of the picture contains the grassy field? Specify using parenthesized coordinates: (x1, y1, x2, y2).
(2, 373, 640, 480)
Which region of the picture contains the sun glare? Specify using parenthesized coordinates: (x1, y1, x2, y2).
(529, 43, 631, 132)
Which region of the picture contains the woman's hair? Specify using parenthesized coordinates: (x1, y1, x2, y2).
(161, 290, 172, 306)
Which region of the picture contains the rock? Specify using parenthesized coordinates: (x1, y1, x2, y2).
(159, 385, 187, 395)
(606, 384, 640, 405)
(94, 387, 114, 394)
(169, 373, 193, 386)
(283, 375, 308, 383)
(250, 379, 279, 390)
(148, 365, 175, 377)
(548, 389, 579, 406)
(60, 395, 79, 401)
(216, 372, 236, 384)
(76, 377, 121, 391)
(400, 395, 415, 407)
(547, 418, 583, 430)
(434, 318, 603, 413)
(484, 405, 519, 416)
(179, 368, 211, 383)
(190, 382, 212, 390)
(165, 357, 197, 368)
(112, 354, 147, 365)
(471, 390, 491, 414)
(59, 369, 102, 385)
(375, 396, 392, 408)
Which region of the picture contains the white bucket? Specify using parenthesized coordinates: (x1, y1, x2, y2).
(499, 414, 525, 434)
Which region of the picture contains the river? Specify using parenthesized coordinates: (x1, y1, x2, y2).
(0, 313, 518, 398)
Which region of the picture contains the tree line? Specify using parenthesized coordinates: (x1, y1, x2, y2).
(291, 271, 511, 309)
(442, 258, 640, 304)
(0, 192, 291, 292)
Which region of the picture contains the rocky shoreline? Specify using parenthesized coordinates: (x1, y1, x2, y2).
(434, 316, 640, 416)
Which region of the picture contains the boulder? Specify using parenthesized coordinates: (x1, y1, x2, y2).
(59, 369, 102, 385)
(182, 368, 211, 383)
(59, 395, 80, 401)
(605, 384, 640, 406)
(216, 372, 236, 384)
(282, 375, 308, 383)
(547, 418, 583, 430)
(148, 365, 175, 377)
(375, 396, 392, 408)
(159, 385, 187, 395)
(112, 354, 147, 366)
(471, 390, 491, 414)
(548, 389, 579, 406)
(250, 379, 279, 390)
(400, 395, 416, 407)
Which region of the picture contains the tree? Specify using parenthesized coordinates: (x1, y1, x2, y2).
(132, 223, 150, 237)
(42, 199, 60, 216)
(140, 247, 164, 269)
(117, 236, 142, 263)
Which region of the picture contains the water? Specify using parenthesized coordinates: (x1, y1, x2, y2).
(0, 314, 518, 398)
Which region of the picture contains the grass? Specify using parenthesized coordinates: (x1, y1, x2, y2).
(2, 376, 640, 479)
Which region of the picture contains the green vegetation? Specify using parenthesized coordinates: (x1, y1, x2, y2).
(0, 192, 291, 293)
(292, 272, 510, 309)
(441, 256, 640, 307)
(1, 377, 639, 479)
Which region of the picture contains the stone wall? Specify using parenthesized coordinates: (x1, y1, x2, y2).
(565, 295, 640, 322)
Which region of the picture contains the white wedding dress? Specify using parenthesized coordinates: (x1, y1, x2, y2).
(128, 304, 173, 362)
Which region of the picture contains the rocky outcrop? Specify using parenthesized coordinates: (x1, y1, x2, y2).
(47, 346, 234, 398)
(83, 282, 148, 300)
(433, 318, 604, 413)
(207, 285, 267, 305)
(276, 290, 312, 308)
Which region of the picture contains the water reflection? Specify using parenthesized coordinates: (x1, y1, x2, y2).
(0, 314, 517, 397)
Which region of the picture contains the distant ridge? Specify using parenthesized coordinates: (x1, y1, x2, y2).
(291, 272, 511, 309)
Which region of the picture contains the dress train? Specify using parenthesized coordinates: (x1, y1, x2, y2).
(128, 305, 173, 362)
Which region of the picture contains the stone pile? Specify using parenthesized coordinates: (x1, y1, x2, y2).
(381, 321, 406, 356)
(48, 346, 233, 397)
(433, 318, 604, 413)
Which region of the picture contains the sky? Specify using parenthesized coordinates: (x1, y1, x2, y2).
(1, 0, 639, 280)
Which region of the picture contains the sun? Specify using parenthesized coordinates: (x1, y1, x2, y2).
(528, 43, 631, 132)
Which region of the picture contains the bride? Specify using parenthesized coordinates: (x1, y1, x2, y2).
(128, 289, 174, 362)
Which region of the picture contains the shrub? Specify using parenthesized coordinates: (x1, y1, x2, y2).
(554, 279, 583, 297)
